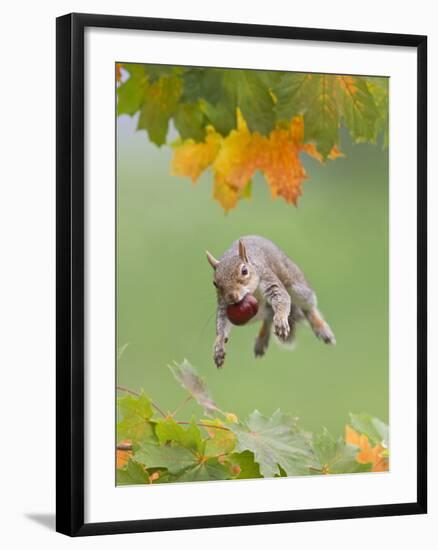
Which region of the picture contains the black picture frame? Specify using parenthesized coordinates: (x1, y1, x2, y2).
(56, 12, 427, 537)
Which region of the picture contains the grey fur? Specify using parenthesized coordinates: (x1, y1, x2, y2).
(207, 235, 336, 368)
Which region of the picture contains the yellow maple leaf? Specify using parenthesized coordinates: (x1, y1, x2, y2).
(212, 111, 265, 191)
(171, 127, 222, 182)
(345, 425, 388, 472)
(212, 177, 241, 212)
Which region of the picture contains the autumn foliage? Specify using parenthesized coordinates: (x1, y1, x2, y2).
(116, 361, 389, 485)
(117, 65, 388, 211)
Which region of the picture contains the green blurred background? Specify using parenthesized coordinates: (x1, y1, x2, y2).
(116, 115, 389, 437)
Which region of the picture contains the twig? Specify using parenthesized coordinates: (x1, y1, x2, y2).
(116, 384, 167, 418)
(171, 395, 193, 417)
(176, 421, 231, 432)
(117, 442, 133, 451)
(116, 384, 139, 397)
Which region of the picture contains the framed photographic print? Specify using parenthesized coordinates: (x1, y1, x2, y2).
(56, 13, 427, 536)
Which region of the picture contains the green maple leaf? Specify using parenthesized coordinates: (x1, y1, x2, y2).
(134, 441, 229, 482)
(142, 64, 179, 83)
(117, 393, 155, 447)
(274, 72, 311, 120)
(230, 410, 316, 478)
(135, 441, 195, 473)
(181, 68, 224, 104)
(117, 459, 150, 485)
(367, 77, 389, 146)
(312, 427, 371, 474)
(201, 419, 237, 457)
(229, 450, 262, 479)
(200, 99, 236, 136)
(155, 417, 204, 453)
(275, 73, 339, 157)
(137, 74, 183, 145)
(349, 413, 389, 446)
(173, 102, 206, 141)
(175, 458, 230, 482)
(274, 73, 384, 158)
(117, 64, 148, 116)
(336, 75, 379, 143)
(168, 360, 220, 416)
(222, 70, 276, 135)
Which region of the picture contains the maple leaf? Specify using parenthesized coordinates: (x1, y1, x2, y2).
(171, 127, 222, 182)
(260, 126, 306, 205)
(221, 70, 276, 134)
(349, 412, 389, 447)
(155, 417, 204, 453)
(274, 73, 379, 157)
(312, 428, 371, 475)
(117, 458, 150, 485)
(212, 111, 263, 190)
(116, 393, 155, 448)
(201, 419, 237, 457)
(345, 425, 388, 472)
(227, 450, 262, 479)
(172, 110, 345, 211)
(134, 441, 230, 482)
(137, 75, 183, 145)
(116, 439, 132, 468)
(117, 64, 148, 116)
(115, 63, 122, 83)
(230, 409, 316, 477)
(336, 75, 379, 143)
(173, 102, 207, 142)
(119, 65, 386, 211)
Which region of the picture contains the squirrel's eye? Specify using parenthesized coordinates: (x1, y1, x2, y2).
(241, 266, 249, 276)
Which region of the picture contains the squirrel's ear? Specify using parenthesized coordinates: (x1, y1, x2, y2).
(206, 250, 219, 270)
(238, 239, 249, 263)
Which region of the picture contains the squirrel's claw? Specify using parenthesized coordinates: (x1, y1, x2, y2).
(214, 346, 226, 368)
(274, 314, 290, 342)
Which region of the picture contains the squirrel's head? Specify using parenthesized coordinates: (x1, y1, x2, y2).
(206, 239, 259, 305)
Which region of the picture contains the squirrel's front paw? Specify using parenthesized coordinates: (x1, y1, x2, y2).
(274, 313, 290, 342)
(214, 346, 226, 369)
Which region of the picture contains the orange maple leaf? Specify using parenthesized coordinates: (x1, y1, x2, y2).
(116, 439, 132, 468)
(345, 425, 388, 472)
(260, 125, 306, 205)
(116, 63, 122, 83)
(171, 111, 343, 211)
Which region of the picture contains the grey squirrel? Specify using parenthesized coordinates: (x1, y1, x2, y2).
(206, 235, 336, 368)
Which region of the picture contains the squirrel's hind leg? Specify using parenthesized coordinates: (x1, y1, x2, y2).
(254, 306, 273, 357)
(305, 308, 336, 345)
(289, 282, 336, 345)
